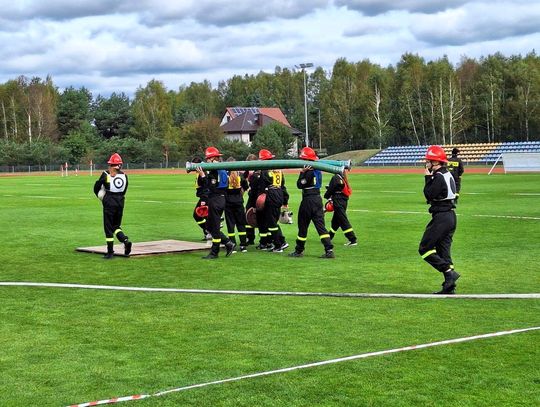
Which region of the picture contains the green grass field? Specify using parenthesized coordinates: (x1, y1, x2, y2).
(0, 170, 539, 406)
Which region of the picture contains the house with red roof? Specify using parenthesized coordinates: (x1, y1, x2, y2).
(220, 107, 302, 148)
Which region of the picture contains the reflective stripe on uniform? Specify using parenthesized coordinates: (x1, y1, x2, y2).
(421, 249, 437, 259)
(268, 227, 279, 232)
(105, 238, 114, 242)
(319, 234, 330, 239)
(228, 233, 236, 237)
(196, 220, 206, 225)
(212, 238, 221, 243)
(297, 236, 308, 241)
(114, 229, 122, 237)
(238, 232, 247, 236)
(343, 228, 353, 234)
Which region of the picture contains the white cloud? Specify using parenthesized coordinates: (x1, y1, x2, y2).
(0, 1, 538, 96)
(410, 2, 540, 45)
(335, 0, 471, 15)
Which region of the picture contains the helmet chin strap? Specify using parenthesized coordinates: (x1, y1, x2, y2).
(431, 162, 442, 170)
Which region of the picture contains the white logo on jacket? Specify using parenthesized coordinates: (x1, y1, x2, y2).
(109, 174, 127, 193)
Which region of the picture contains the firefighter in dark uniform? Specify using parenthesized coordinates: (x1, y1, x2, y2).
(447, 147, 464, 202)
(191, 156, 210, 240)
(419, 145, 460, 294)
(243, 154, 260, 246)
(324, 171, 357, 246)
(289, 147, 334, 259)
(196, 147, 236, 259)
(258, 149, 289, 252)
(225, 159, 249, 252)
(93, 153, 132, 259)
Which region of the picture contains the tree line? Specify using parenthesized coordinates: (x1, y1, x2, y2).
(0, 51, 538, 166)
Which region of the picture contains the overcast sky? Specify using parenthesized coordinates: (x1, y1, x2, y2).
(1, 0, 539, 97)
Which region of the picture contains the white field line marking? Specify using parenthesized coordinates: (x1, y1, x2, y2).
(472, 214, 540, 220)
(513, 193, 540, 196)
(1, 282, 539, 299)
(349, 209, 540, 220)
(23, 195, 63, 199)
(67, 326, 540, 407)
(379, 190, 417, 194)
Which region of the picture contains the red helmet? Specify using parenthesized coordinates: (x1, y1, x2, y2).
(300, 147, 318, 161)
(205, 147, 222, 159)
(195, 205, 209, 218)
(107, 153, 123, 165)
(425, 145, 448, 163)
(258, 149, 275, 160)
(325, 200, 334, 212)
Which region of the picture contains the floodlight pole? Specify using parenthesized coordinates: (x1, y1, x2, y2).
(316, 107, 321, 149)
(296, 63, 313, 147)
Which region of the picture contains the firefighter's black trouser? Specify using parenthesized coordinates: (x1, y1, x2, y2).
(329, 196, 356, 242)
(262, 188, 286, 247)
(225, 200, 247, 246)
(295, 193, 333, 253)
(207, 193, 229, 256)
(245, 202, 256, 244)
(103, 194, 128, 253)
(455, 178, 462, 203)
(419, 210, 457, 272)
(193, 198, 208, 236)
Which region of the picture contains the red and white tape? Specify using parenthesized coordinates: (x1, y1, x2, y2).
(68, 326, 540, 407)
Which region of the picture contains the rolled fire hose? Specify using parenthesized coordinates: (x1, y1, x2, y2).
(320, 159, 352, 169)
(185, 159, 345, 174)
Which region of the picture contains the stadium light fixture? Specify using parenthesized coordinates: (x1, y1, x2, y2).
(295, 62, 314, 147)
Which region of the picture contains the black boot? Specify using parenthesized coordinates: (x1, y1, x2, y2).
(434, 270, 460, 294)
(124, 240, 132, 256)
(320, 250, 335, 259)
(104, 241, 114, 259)
(225, 240, 236, 257)
(203, 242, 220, 259)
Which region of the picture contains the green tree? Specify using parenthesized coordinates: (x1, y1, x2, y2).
(132, 80, 175, 141)
(57, 86, 92, 138)
(172, 80, 224, 126)
(92, 92, 132, 139)
(179, 116, 223, 160)
(216, 139, 251, 161)
(251, 121, 295, 158)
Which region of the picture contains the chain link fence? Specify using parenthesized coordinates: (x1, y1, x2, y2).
(0, 162, 187, 174)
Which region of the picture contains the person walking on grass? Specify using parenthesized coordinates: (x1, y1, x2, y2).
(419, 145, 460, 294)
(243, 154, 260, 246)
(289, 147, 334, 259)
(324, 169, 357, 246)
(196, 146, 236, 259)
(447, 147, 464, 203)
(191, 156, 211, 241)
(93, 153, 132, 259)
(224, 157, 249, 253)
(258, 149, 289, 253)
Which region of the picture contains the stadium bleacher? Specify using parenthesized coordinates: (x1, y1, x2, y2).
(364, 141, 540, 166)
